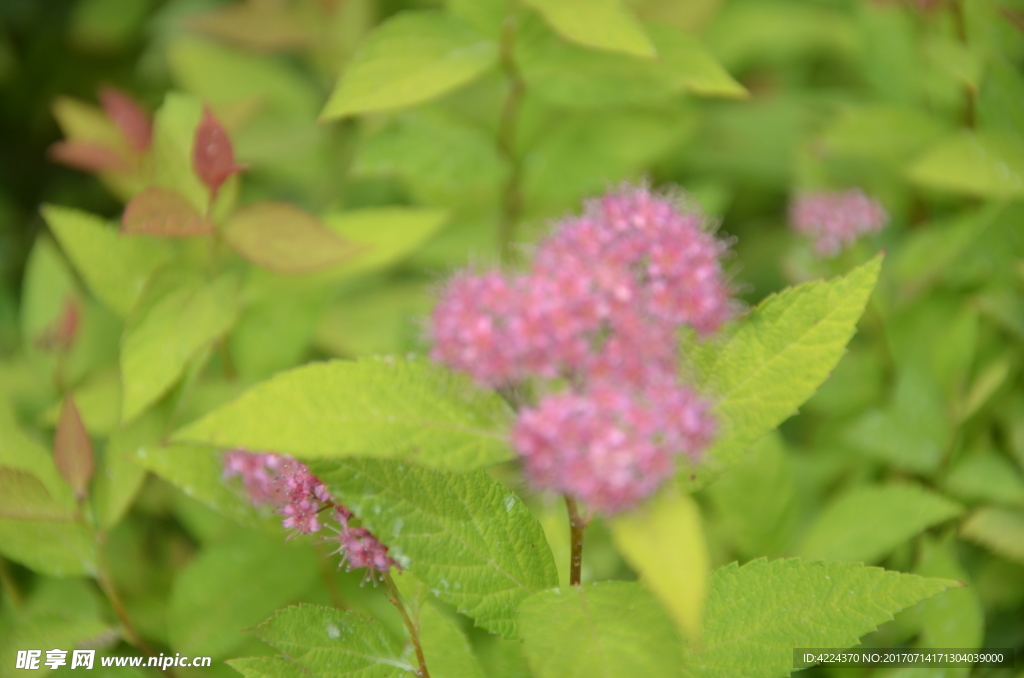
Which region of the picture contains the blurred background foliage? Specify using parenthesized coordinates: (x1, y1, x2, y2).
(2, 0, 1024, 676)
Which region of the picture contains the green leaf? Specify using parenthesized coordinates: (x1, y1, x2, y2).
(167, 37, 321, 122)
(945, 447, 1024, 507)
(20, 235, 79, 352)
(913, 537, 983, 653)
(681, 558, 956, 678)
(960, 507, 1024, 564)
(121, 269, 239, 423)
(312, 458, 559, 637)
(174, 357, 514, 472)
(320, 11, 498, 120)
(92, 412, 161, 530)
(0, 404, 77, 511)
(242, 604, 415, 677)
(121, 187, 215, 237)
(314, 281, 432, 358)
(418, 603, 486, 678)
(353, 111, 509, 210)
(908, 131, 1024, 198)
(0, 520, 97, 577)
(229, 656, 315, 678)
(0, 468, 74, 522)
(132, 444, 275, 531)
(170, 531, 319, 658)
(609, 489, 707, 639)
(42, 204, 170, 317)
(680, 255, 882, 492)
(150, 93, 211, 213)
(38, 368, 122, 436)
(705, 432, 797, 558)
(323, 208, 450, 279)
(797, 484, 963, 564)
(447, 0, 508, 39)
(515, 18, 743, 108)
(818, 104, 947, 164)
(517, 582, 681, 678)
(522, 0, 655, 58)
(223, 201, 364, 274)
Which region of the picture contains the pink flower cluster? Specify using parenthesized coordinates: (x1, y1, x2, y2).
(790, 189, 888, 257)
(223, 450, 396, 578)
(430, 186, 730, 514)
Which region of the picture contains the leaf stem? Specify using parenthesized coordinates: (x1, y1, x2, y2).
(565, 495, 588, 587)
(497, 3, 526, 267)
(0, 556, 24, 609)
(384, 573, 431, 678)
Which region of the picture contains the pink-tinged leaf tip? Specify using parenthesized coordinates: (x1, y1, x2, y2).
(98, 85, 152, 153)
(54, 396, 95, 502)
(192, 107, 244, 198)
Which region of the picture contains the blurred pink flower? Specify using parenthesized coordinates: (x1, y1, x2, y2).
(790, 189, 888, 257)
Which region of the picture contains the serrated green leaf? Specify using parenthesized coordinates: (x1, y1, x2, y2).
(132, 444, 276, 532)
(908, 131, 1024, 198)
(42, 205, 170, 317)
(312, 458, 559, 637)
(522, 0, 655, 58)
(121, 269, 239, 423)
(681, 558, 956, 678)
(517, 582, 681, 678)
(680, 255, 882, 492)
(798, 484, 963, 564)
(173, 357, 513, 471)
(609, 489, 707, 639)
(170, 531, 319, 658)
(321, 11, 498, 119)
(960, 507, 1024, 564)
(228, 656, 311, 678)
(246, 604, 415, 677)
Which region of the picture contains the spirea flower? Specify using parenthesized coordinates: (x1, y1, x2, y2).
(429, 186, 733, 388)
(512, 380, 715, 514)
(223, 450, 396, 578)
(790, 189, 888, 257)
(429, 185, 731, 514)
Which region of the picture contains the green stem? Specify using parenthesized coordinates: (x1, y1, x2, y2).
(497, 3, 526, 267)
(952, 0, 976, 128)
(565, 496, 587, 587)
(384, 574, 430, 678)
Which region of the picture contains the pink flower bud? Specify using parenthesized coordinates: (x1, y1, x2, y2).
(790, 189, 888, 257)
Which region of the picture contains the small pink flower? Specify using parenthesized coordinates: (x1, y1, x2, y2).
(790, 189, 888, 257)
(223, 450, 397, 575)
(512, 380, 715, 514)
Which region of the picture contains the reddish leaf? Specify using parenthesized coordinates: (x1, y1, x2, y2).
(33, 298, 80, 352)
(223, 201, 365, 274)
(48, 140, 132, 173)
(192, 107, 244, 198)
(54, 397, 95, 502)
(98, 85, 152, 152)
(122, 187, 214, 237)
